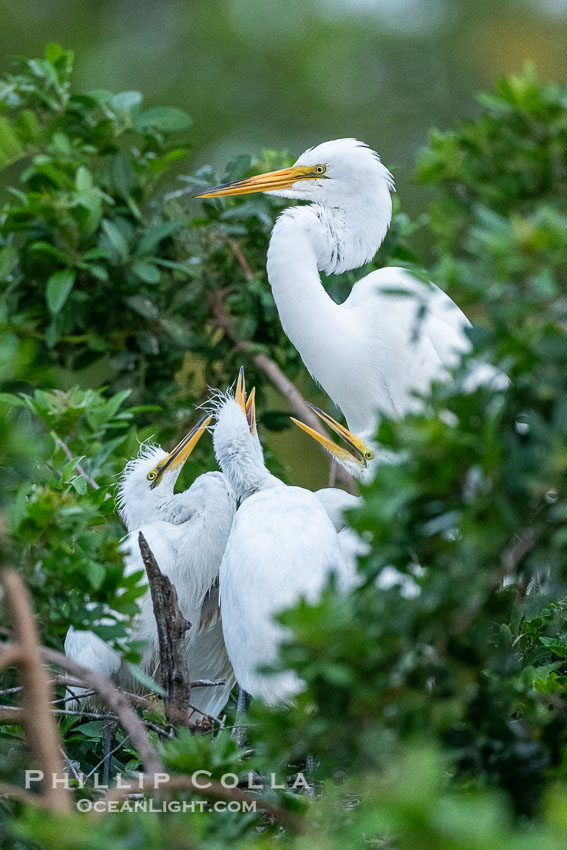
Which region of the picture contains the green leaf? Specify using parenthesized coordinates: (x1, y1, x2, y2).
(135, 106, 192, 132)
(86, 560, 105, 589)
(29, 242, 69, 263)
(137, 222, 179, 255)
(111, 151, 135, 197)
(104, 389, 132, 420)
(75, 720, 105, 739)
(45, 268, 76, 314)
(79, 262, 108, 281)
(0, 392, 27, 407)
(110, 90, 143, 118)
(44, 43, 74, 73)
(132, 260, 160, 284)
(70, 474, 87, 494)
(101, 219, 129, 261)
(0, 245, 18, 280)
(0, 117, 24, 169)
(75, 166, 93, 193)
(125, 295, 159, 318)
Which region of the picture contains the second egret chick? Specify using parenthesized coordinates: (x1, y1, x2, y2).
(213, 368, 351, 706)
(65, 415, 236, 722)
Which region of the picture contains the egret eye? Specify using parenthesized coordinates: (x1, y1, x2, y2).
(364, 451, 374, 461)
(315, 165, 326, 175)
(147, 470, 157, 481)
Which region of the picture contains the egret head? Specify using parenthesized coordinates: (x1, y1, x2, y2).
(117, 415, 211, 529)
(195, 138, 394, 208)
(291, 404, 375, 481)
(212, 367, 277, 500)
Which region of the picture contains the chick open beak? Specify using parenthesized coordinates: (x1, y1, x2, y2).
(246, 387, 256, 435)
(150, 414, 212, 489)
(235, 366, 247, 414)
(291, 404, 373, 468)
(194, 165, 323, 198)
(234, 367, 257, 435)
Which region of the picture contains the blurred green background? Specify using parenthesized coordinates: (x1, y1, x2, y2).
(2, 0, 566, 213)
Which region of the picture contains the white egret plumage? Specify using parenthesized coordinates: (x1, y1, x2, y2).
(196, 138, 498, 441)
(213, 369, 351, 705)
(65, 416, 237, 722)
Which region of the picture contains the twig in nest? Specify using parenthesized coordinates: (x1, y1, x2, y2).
(138, 532, 192, 727)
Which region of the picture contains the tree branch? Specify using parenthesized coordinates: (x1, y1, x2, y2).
(138, 532, 192, 727)
(0, 781, 47, 808)
(0, 644, 22, 671)
(209, 289, 357, 494)
(1, 570, 71, 813)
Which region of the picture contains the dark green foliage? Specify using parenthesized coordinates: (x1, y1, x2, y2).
(2, 52, 567, 848)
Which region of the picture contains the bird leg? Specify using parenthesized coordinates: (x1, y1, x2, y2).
(232, 687, 250, 748)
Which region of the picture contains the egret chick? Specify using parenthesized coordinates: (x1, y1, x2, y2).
(213, 368, 351, 705)
(65, 416, 236, 722)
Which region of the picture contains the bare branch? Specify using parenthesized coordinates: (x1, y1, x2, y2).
(228, 239, 254, 280)
(1, 570, 70, 812)
(209, 290, 357, 494)
(0, 644, 22, 671)
(54, 436, 100, 490)
(138, 532, 192, 727)
(0, 704, 22, 723)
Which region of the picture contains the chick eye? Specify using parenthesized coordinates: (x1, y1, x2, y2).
(315, 165, 326, 175)
(147, 471, 157, 481)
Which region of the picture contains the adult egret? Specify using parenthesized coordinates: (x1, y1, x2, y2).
(65, 416, 236, 722)
(196, 138, 497, 439)
(213, 368, 351, 705)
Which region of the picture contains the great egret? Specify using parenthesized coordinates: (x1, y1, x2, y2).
(196, 138, 496, 440)
(65, 416, 237, 722)
(213, 368, 351, 705)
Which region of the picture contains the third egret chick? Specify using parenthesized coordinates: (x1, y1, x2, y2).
(292, 406, 421, 597)
(213, 368, 351, 705)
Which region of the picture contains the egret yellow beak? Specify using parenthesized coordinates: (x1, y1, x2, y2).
(194, 165, 324, 198)
(246, 387, 256, 435)
(235, 366, 247, 414)
(234, 366, 257, 435)
(149, 414, 212, 489)
(291, 404, 373, 468)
